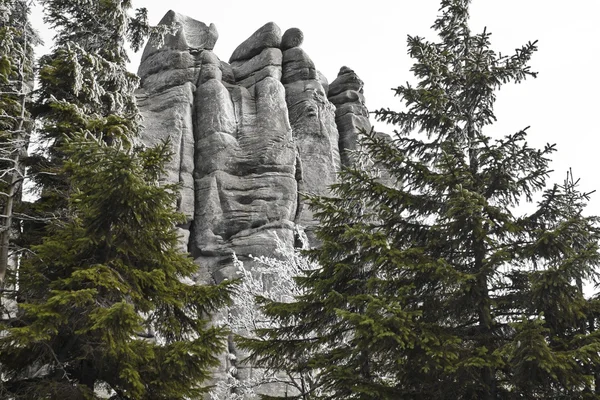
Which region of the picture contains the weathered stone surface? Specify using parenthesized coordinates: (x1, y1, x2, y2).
(136, 12, 373, 397)
(231, 48, 282, 81)
(141, 10, 218, 63)
(281, 27, 304, 50)
(138, 49, 196, 81)
(282, 47, 339, 244)
(220, 61, 235, 84)
(193, 171, 296, 248)
(198, 51, 222, 84)
(231, 47, 283, 90)
(328, 66, 371, 166)
(328, 88, 366, 106)
(236, 65, 282, 89)
(328, 65, 364, 96)
(193, 28, 296, 271)
(335, 102, 369, 118)
(137, 13, 220, 94)
(136, 82, 195, 222)
(195, 79, 236, 139)
(138, 68, 199, 94)
(317, 70, 329, 95)
(229, 22, 282, 62)
(282, 47, 317, 84)
(136, 13, 221, 255)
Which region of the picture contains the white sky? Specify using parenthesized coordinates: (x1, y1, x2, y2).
(30, 0, 600, 215)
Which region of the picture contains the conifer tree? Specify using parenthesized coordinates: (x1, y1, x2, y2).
(0, 0, 38, 284)
(1, 0, 233, 398)
(0, 135, 233, 399)
(241, 1, 600, 398)
(27, 0, 169, 222)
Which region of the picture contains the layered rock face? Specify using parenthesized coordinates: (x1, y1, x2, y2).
(136, 10, 372, 395)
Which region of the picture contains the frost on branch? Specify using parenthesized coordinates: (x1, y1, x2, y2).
(209, 229, 320, 399)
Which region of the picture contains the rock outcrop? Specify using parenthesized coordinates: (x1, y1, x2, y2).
(328, 66, 372, 166)
(193, 22, 297, 285)
(136, 11, 374, 396)
(281, 30, 339, 243)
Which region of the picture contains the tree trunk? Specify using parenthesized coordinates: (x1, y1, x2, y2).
(0, 5, 30, 286)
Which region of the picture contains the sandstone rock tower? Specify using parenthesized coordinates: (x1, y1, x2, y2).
(137, 10, 370, 276)
(135, 10, 371, 392)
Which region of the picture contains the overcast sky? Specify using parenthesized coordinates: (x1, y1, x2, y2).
(31, 0, 600, 215)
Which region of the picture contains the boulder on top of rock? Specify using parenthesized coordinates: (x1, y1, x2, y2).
(229, 22, 282, 63)
(141, 10, 218, 63)
(281, 28, 304, 50)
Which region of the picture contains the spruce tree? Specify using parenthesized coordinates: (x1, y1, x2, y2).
(0, 0, 38, 284)
(1, 0, 233, 398)
(0, 136, 233, 399)
(240, 1, 600, 399)
(27, 0, 169, 223)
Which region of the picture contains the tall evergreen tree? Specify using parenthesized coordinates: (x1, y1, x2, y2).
(27, 0, 168, 222)
(1, 1, 233, 398)
(240, 1, 600, 399)
(0, 136, 233, 399)
(0, 0, 38, 284)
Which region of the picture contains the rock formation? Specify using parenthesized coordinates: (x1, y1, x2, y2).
(328, 66, 371, 167)
(136, 10, 373, 396)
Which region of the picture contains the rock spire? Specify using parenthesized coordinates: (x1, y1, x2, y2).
(136, 11, 374, 395)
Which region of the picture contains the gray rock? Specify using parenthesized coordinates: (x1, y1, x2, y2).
(135, 13, 373, 397)
(140, 10, 218, 64)
(198, 51, 222, 84)
(328, 89, 366, 106)
(195, 79, 237, 140)
(136, 82, 195, 221)
(282, 47, 339, 244)
(236, 65, 282, 89)
(282, 47, 317, 84)
(335, 102, 369, 118)
(317, 70, 329, 95)
(139, 68, 199, 94)
(229, 22, 282, 62)
(138, 49, 195, 81)
(328, 66, 364, 97)
(337, 112, 367, 153)
(219, 61, 235, 84)
(137, 13, 218, 94)
(328, 67, 371, 166)
(231, 48, 282, 81)
(192, 54, 297, 267)
(281, 28, 304, 50)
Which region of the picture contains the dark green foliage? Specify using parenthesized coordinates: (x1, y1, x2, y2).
(28, 0, 158, 224)
(0, 1, 233, 398)
(0, 136, 233, 399)
(240, 1, 600, 399)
